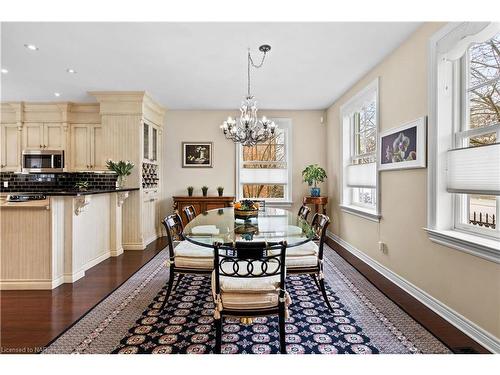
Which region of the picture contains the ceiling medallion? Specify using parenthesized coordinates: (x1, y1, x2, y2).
(220, 44, 276, 146)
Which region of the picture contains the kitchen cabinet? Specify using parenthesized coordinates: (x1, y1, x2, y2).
(23, 123, 65, 150)
(70, 124, 106, 171)
(0, 124, 21, 171)
(143, 122, 159, 163)
(142, 189, 160, 246)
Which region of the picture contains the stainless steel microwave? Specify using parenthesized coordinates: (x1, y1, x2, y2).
(22, 150, 64, 173)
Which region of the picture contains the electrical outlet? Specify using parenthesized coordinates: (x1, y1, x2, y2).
(378, 241, 388, 254)
(3, 181, 8, 188)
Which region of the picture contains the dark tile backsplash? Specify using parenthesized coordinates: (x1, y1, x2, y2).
(0, 172, 118, 192)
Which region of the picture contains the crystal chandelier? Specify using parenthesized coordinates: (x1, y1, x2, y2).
(220, 44, 276, 146)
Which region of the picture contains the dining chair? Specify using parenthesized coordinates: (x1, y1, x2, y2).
(297, 204, 311, 221)
(212, 241, 290, 354)
(182, 205, 197, 223)
(159, 213, 213, 311)
(285, 213, 333, 312)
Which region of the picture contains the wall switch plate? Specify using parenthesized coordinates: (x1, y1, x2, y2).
(378, 241, 387, 254)
(3, 181, 7, 188)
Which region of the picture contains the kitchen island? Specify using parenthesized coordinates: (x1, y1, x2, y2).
(0, 188, 139, 290)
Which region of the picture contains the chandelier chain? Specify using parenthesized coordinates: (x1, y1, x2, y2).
(247, 49, 267, 98)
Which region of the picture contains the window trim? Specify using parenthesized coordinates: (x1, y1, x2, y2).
(426, 22, 500, 263)
(339, 77, 381, 222)
(235, 118, 293, 206)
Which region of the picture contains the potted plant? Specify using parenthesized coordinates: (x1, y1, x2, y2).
(202, 186, 209, 197)
(187, 186, 194, 196)
(217, 186, 224, 197)
(106, 160, 135, 188)
(75, 181, 89, 191)
(302, 164, 327, 197)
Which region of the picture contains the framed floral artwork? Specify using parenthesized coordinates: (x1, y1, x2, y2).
(182, 142, 213, 168)
(378, 117, 427, 171)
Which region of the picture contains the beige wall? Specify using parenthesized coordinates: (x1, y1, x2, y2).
(161, 110, 327, 217)
(326, 23, 500, 339)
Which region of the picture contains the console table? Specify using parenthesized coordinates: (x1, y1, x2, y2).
(172, 196, 235, 226)
(303, 196, 328, 215)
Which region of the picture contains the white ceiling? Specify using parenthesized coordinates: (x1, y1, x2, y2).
(0, 22, 421, 110)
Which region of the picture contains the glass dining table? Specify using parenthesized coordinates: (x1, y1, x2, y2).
(183, 206, 315, 325)
(183, 206, 315, 248)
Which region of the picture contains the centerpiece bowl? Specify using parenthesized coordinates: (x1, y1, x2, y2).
(234, 200, 259, 220)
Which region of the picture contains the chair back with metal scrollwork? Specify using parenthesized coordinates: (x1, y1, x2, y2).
(212, 241, 287, 299)
(162, 213, 185, 259)
(297, 204, 311, 221)
(182, 205, 197, 223)
(310, 213, 330, 260)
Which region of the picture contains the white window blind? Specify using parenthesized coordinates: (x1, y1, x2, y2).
(239, 168, 288, 185)
(346, 162, 377, 188)
(446, 143, 500, 195)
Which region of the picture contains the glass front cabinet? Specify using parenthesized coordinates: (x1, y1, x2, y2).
(143, 122, 159, 163)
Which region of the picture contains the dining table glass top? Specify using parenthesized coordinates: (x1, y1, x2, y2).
(183, 207, 315, 248)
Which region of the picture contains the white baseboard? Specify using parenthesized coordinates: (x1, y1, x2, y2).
(0, 279, 56, 290)
(124, 234, 161, 251)
(83, 252, 110, 272)
(327, 230, 500, 353)
(110, 247, 124, 257)
(63, 270, 85, 283)
(0, 276, 64, 290)
(123, 242, 147, 250)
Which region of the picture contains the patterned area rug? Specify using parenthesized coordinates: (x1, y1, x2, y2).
(42, 245, 451, 354)
(113, 274, 379, 354)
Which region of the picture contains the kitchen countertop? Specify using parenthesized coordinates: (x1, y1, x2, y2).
(0, 187, 140, 197)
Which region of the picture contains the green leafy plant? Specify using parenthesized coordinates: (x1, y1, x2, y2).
(187, 186, 194, 196)
(217, 186, 224, 196)
(301, 164, 327, 187)
(202, 186, 209, 196)
(106, 160, 135, 176)
(75, 181, 89, 191)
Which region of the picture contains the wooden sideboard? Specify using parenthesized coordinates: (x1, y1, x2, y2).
(173, 196, 235, 225)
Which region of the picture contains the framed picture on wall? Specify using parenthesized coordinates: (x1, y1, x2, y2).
(378, 117, 427, 171)
(182, 142, 213, 168)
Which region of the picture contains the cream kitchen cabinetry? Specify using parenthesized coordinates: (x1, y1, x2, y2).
(70, 124, 106, 171)
(23, 123, 65, 150)
(0, 124, 21, 171)
(90, 92, 165, 250)
(142, 189, 161, 246)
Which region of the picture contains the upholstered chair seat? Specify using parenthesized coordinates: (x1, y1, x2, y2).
(285, 255, 318, 268)
(211, 271, 282, 310)
(173, 240, 214, 269)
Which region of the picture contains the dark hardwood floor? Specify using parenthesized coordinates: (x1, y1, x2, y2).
(0, 237, 168, 354)
(325, 236, 490, 354)
(0, 235, 488, 354)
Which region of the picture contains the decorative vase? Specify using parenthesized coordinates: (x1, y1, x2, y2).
(202, 189, 208, 197)
(310, 187, 321, 197)
(116, 175, 126, 189)
(188, 189, 193, 197)
(217, 189, 223, 197)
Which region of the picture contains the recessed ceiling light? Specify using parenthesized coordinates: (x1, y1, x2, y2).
(24, 44, 39, 51)
(66, 68, 77, 74)
(54, 92, 61, 97)
(1, 68, 8, 74)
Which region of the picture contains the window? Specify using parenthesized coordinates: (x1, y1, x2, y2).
(454, 33, 500, 238)
(340, 78, 380, 221)
(236, 118, 292, 204)
(427, 22, 500, 262)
